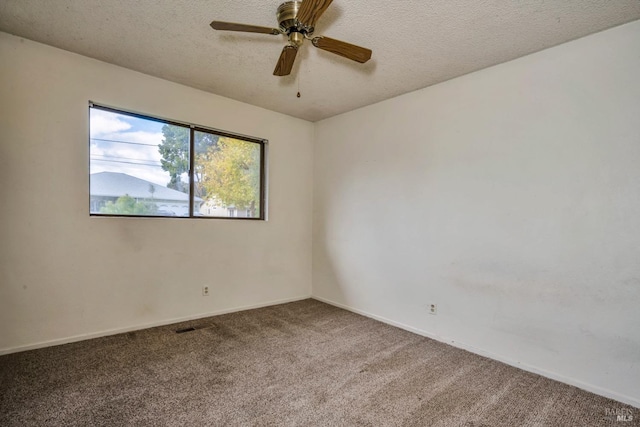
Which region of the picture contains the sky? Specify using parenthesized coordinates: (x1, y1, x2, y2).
(89, 108, 177, 186)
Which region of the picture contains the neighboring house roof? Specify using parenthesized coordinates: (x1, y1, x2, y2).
(90, 172, 202, 202)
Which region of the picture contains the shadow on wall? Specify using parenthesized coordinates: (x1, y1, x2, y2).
(312, 218, 350, 306)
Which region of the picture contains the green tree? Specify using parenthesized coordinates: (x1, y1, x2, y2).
(100, 195, 158, 215)
(158, 125, 218, 197)
(158, 125, 189, 192)
(201, 137, 261, 217)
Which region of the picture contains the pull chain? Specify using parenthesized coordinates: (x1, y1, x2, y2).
(297, 68, 301, 98)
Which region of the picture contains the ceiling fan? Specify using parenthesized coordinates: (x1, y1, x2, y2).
(210, 0, 372, 76)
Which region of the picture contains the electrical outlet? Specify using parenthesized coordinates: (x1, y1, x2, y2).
(429, 303, 437, 315)
(202, 286, 209, 296)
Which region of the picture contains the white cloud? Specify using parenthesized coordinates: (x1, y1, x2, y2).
(90, 109, 170, 186)
(90, 109, 132, 137)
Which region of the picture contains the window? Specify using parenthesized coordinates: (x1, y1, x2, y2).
(89, 104, 266, 219)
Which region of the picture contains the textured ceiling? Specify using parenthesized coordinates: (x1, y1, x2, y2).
(1, 1, 639, 122)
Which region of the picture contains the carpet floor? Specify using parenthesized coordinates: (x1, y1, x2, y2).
(0, 299, 636, 426)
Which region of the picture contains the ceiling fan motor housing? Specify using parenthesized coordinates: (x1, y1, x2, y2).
(277, 1, 310, 35)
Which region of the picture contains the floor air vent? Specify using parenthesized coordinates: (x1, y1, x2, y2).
(175, 327, 197, 334)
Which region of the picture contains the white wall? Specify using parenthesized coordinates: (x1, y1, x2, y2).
(313, 21, 640, 406)
(0, 32, 313, 353)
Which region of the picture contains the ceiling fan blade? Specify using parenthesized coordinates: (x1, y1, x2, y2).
(210, 21, 280, 35)
(312, 36, 372, 63)
(297, 0, 334, 29)
(273, 45, 299, 76)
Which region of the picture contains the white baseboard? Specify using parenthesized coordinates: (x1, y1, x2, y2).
(311, 295, 640, 409)
(0, 295, 311, 356)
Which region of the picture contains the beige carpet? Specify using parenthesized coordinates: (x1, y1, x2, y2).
(0, 299, 636, 426)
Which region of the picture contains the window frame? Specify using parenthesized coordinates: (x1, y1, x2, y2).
(89, 102, 267, 220)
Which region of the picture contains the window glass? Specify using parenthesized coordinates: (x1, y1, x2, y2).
(89, 105, 265, 219)
(195, 131, 262, 219)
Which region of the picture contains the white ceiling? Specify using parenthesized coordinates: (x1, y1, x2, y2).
(1, 1, 639, 122)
